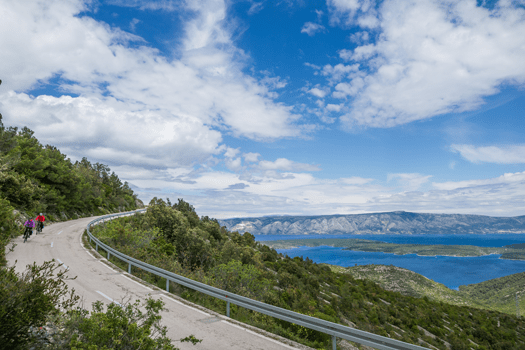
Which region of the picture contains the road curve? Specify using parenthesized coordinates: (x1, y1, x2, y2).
(6, 215, 312, 350)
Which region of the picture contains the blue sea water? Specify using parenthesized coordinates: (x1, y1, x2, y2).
(254, 234, 525, 290)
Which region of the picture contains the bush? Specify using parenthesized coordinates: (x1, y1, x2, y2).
(0, 260, 78, 349)
(0, 260, 199, 350)
(63, 298, 182, 350)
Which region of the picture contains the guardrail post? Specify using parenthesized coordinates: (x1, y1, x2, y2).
(128, 262, 131, 274)
(226, 300, 230, 317)
(332, 335, 336, 350)
(96, 243, 98, 251)
(166, 278, 170, 292)
(107, 251, 110, 260)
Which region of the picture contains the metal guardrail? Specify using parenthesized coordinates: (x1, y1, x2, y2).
(86, 210, 428, 350)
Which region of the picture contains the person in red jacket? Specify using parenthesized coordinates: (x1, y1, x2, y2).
(35, 213, 45, 233)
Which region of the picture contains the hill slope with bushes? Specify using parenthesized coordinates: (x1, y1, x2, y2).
(90, 198, 525, 350)
(333, 264, 525, 317)
(0, 116, 142, 265)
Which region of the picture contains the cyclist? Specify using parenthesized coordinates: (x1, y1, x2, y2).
(35, 213, 45, 234)
(23, 218, 35, 242)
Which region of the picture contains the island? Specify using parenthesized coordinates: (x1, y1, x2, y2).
(261, 238, 525, 260)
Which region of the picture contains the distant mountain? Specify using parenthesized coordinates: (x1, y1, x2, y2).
(219, 211, 525, 235)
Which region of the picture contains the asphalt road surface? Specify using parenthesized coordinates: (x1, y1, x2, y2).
(6, 215, 312, 350)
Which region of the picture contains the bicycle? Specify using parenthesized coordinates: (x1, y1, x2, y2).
(36, 220, 43, 234)
(23, 227, 32, 243)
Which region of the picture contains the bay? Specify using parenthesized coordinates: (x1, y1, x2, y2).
(255, 233, 525, 290)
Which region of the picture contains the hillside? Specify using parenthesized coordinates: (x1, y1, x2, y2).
(0, 116, 142, 265)
(89, 199, 525, 350)
(219, 211, 525, 235)
(460, 272, 525, 316)
(333, 264, 525, 317)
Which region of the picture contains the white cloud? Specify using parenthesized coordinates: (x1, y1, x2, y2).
(0, 92, 222, 168)
(129, 18, 141, 31)
(106, 0, 181, 11)
(304, 62, 322, 70)
(258, 158, 321, 172)
(451, 144, 525, 164)
(350, 31, 370, 43)
(327, 0, 377, 27)
(387, 173, 432, 191)
(243, 152, 260, 163)
(326, 103, 343, 112)
(325, 0, 525, 128)
(321, 63, 360, 84)
(340, 177, 374, 185)
(225, 157, 242, 171)
(130, 168, 525, 218)
(301, 22, 326, 36)
(327, 0, 361, 21)
(0, 0, 311, 181)
(224, 147, 240, 158)
(432, 171, 525, 191)
(248, 1, 264, 15)
(333, 78, 365, 98)
(0, 0, 304, 148)
(309, 87, 329, 98)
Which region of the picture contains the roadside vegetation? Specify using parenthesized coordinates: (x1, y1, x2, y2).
(0, 104, 180, 349)
(0, 260, 198, 349)
(90, 198, 525, 350)
(0, 115, 142, 265)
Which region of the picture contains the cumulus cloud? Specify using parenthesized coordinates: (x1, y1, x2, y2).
(0, 92, 222, 168)
(243, 152, 260, 163)
(326, 103, 343, 112)
(320, 63, 360, 85)
(0, 0, 304, 173)
(224, 147, 241, 158)
(350, 31, 370, 43)
(225, 157, 243, 171)
(327, 0, 378, 27)
(308, 87, 329, 98)
(301, 22, 326, 36)
(324, 0, 525, 128)
(451, 144, 525, 164)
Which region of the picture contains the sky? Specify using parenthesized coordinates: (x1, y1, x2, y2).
(1, 0, 525, 219)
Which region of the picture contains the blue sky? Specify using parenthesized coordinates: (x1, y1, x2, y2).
(1, 0, 525, 218)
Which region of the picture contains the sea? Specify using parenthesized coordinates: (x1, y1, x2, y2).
(254, 233, 525, 290)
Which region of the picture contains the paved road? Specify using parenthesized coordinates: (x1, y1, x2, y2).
(6, 215, 311, 350)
